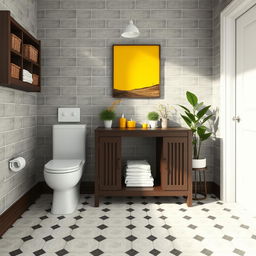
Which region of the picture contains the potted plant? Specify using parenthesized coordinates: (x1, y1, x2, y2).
(147, 111, 159, 129)
(158, 104, 172, 128)
(179, 91, 213, 168)
(100, 100, 121, 128)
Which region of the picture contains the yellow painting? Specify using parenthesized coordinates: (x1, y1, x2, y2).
(113, 45, 160, 98)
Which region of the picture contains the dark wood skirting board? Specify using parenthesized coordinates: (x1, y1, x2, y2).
(0, 183, 42, 237)
(0, 181, 219, 237)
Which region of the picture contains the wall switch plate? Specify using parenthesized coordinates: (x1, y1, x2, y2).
(58, 108, 80, 122)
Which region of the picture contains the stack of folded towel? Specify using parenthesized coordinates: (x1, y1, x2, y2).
(23, 69, 33, 83)
(125, 160, 154, 187)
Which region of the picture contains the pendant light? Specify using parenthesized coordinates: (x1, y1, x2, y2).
(121, 20, 140, 38)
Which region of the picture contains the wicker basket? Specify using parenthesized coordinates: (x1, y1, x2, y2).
(32, 74, 39, 86)
(11, 63, 20, 79)
(23, 44, 38, 63)
(11, 33, 21, 53)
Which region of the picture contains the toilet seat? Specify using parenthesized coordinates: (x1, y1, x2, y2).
(44, 159, 83, 174)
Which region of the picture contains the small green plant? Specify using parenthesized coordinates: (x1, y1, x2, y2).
(147, 111, 159, 121)
(100, 109, 116, 120)
(179, 91, 213, 159)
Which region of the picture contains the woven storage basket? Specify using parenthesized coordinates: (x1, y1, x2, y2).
(23, 44, 38, 63)
(11, 33, 21, 53)
(11, 63, 20, 79)
(32, 74, 39, 86)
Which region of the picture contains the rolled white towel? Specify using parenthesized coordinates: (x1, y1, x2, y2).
(126, 169, 151, 174)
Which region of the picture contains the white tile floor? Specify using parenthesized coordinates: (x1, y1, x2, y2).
(1, 194, 256, 256)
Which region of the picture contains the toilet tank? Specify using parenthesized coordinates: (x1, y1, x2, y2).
(53, 125, 86, 160)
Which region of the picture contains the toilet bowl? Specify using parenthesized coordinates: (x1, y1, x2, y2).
(44, 125, 86, 214)
(44, 159, 84, 214)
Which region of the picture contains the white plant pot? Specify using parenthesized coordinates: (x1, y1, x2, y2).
(104, 120, 112, 128)
(192, 158, 206, 169)
(149, 120, 158, 129)
(161, 118, 168, 128)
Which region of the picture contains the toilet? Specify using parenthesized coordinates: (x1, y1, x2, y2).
(44, 124, 86, 214)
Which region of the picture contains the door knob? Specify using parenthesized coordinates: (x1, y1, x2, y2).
(232, 116, 241, 122)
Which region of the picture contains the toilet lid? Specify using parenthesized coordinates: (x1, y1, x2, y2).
(44, 159, 83, 173)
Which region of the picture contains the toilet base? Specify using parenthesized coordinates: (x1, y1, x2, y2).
(51, 184, 80, 214)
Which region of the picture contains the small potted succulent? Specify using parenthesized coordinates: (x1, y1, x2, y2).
(179, 91, 213, 168)
(158, 104, 172, 129)
(100, 100, 121, 128)
(147, 111, 159, 129)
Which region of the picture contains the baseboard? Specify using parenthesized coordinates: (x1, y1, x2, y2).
(0, 183, 42, 237)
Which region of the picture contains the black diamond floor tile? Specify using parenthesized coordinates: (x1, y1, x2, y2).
(144, 215, 151, 220)
(214, 224, 223, 229)
(233, 248, 245, 256)
(32, 224, 42, 230)
(102, 208, 110, 212)
(126, 208, 134, 212)
(188, 224, 197, 230)
(56, 249, 69, 256)
(126, 224, 136, 230)
(33, 249, 46, 256)
(162, 224, 171, 230)
(147, 235, 157, 241)
(126, 215, 135, 220)
(145, 224, 154, 229)
(94, 235, 106, 242)
(63, 235, 74, 241)
(10, 249, 23, 256)
(39, 215, 48, 220)
(57, 216, 65, 220)
(126, 235, 137, 241)
(97, 224, 108, 230)
(222, 235, 233, 241)
(99, 215, 109, 220)
(69, 224, 79, 230)
(170, 248, 182, 256)
(201, 248, 213, 256)
(43, 235, 54, 241)
(90, 249, 104, 256)
(150, 249, 161, 255)
(74, 215, 83, 220)
(126, 249, 139, 256)
(194, 235, 204, 241)
(165, 235, 176, 241)
(22, 235, 33, 242)
(78, 208, 86, 212)
(51, 224, 60, 230)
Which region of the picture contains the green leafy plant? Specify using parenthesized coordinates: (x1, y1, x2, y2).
(147, 111, 159, 121)
(100, 109, 116, 120)
(179, 91, 213, 159)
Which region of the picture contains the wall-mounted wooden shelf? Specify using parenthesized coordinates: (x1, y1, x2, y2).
(0, 11, 41, 92)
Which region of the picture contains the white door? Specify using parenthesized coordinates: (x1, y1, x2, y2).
(236, 4, 256, 214)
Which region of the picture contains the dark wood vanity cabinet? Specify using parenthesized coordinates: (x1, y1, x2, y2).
(95, 128, 192, 207)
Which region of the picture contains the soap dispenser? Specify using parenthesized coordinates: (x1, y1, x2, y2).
(119, 113, 127, 128)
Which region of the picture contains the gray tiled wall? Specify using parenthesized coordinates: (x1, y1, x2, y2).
(37, 0, 215, 182)
(0, 0, 37, 214)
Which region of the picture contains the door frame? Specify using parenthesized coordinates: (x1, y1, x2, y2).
(220, 0, 256, 202)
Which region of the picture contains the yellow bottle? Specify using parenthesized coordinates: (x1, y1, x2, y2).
(119, 113, 126, 128)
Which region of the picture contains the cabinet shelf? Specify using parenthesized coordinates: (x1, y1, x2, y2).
(0, 11, 41, 92)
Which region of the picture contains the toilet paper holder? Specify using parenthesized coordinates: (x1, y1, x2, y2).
(9, 157, 26, 172)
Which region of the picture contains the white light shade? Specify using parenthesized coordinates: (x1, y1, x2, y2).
(121, 20, 140, 38)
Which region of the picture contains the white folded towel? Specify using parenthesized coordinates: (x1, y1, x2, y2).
(23, 78, 33, 83)
(126, 182, 154, 187)
(127, 160, 150, 169)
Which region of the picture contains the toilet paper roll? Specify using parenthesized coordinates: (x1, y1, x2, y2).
(9, 157, 26, 172)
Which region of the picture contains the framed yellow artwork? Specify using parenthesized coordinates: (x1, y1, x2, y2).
(113, 44, 160, 98)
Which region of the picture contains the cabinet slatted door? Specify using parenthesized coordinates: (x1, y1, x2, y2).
(99, 137, 121, 191)
(161, 137, 188, 190)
